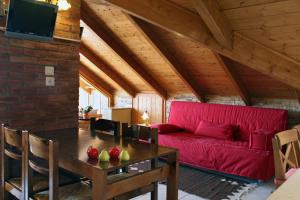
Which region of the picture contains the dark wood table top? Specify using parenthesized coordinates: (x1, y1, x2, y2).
(34, 128, 177, 179)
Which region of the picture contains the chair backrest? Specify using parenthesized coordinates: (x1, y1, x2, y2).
(1, 124, 27, 199)
(122, 123, 158, 145)
(23, 133, 59, 200)
(1, 124, 23, 160)
(294, 124, 300, 133)
(272, 128, 300, 180)
(90, 118, 120, 136)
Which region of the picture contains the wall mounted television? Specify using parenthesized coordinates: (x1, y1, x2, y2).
(5, 0, 58, 41)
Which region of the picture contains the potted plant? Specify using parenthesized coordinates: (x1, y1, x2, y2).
(80, 106, 93, 119)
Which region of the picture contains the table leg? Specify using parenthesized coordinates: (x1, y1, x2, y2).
(167, 151, 179, 200)
(92, 169, 107, 200)
(151, 158, 158, 200)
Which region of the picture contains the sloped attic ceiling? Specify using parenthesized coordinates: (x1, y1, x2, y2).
(80, 0, 299, 104)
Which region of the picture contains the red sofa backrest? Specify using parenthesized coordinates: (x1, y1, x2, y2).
(168, 101, 288, 141)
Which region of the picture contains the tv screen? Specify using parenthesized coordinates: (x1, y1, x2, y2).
(5, 0, 58, 41)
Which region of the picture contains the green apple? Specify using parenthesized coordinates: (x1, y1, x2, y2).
(99, 150, 110, 162)
(119, 150, 130, 161)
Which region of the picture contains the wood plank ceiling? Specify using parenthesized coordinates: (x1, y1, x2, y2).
(80, 0, 299, 104)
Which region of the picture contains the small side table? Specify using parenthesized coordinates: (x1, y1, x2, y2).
(79, 118, 90, 130)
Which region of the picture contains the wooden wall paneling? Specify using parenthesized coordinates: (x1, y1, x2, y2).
(132, 93, 163, 124)
(223, 1, 300, 21)
(295, 89, 300, 105)
(217, 0, 285, 10)
(80, 43, 136, 97)
(81, 1, 168, 99)
(193, 0, 233, 49)
(80, 21, 151, 92)
(104, 0, 300, 90)
(79, 63, 115, 106)
(86, 6, 189, 96)
(233, 63, 295, 99)
(162, 99, 166, 123)
(147, 25, 238, 96)
(214, 53, 251, 105)
(127, 15, 206, 102)
(166, 0, 284, 13)
(222, 0, 300, 62)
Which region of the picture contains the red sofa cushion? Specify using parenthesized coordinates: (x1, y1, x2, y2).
(195, 121, 234, 140)
(158, 133, 274, 180)
(168, 101, 288, 141)
(249, 129, 276, 151)
(151, 124, 182, 134)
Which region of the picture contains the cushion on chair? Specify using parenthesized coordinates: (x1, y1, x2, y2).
(150, 123, 182, 134)
(194, 120, 234, 140)
(8, 172, 80, 193)
(33, 182, 92, 200)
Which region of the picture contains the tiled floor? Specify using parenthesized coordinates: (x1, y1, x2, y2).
(133, 180, 275, 200)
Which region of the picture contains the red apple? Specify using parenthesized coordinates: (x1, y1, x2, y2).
(87, 146, 99, 159)
(109, 147, 121, 159)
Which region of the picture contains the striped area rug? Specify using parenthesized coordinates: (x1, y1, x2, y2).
(129, 161, 257, 200)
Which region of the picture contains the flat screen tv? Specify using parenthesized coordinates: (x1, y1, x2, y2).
(5, 0, 58, 41)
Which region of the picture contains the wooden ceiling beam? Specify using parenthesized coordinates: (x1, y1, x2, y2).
(127, 15, 206, 102)
(104, 0, 300, 91)
(214, 53, 251, 106)
(80, 43, 136, 97)
(79, 63, 115, 107)
(192, 0, 233, 49)
(81, 1, 168, 99)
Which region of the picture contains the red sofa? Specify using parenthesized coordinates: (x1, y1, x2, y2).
(152, 101, 288, 180)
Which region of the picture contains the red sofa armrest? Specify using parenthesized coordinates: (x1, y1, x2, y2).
(249, 129, 278, 151)
(151, 124, 182, 134)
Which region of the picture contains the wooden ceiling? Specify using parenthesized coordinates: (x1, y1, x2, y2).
(80, 0, 300, 105)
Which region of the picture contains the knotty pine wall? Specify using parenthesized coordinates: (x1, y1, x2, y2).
(115, 93, 300, 127)
(0, 0, 81, 131)
(132, 93, 165, 124)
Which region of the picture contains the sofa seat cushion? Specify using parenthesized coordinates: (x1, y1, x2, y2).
(159, 133, 274, 180)
(151, 123, 182, 134)
(194, 121, 235, 140)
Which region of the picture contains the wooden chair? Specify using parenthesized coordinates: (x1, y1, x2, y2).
(1, 124, 26, 199)
(23, 132, 92, 200)
(272, 128, 300, 187)
(90, 118, 120, 137)
(293, 124, 300, 133)
(120, 123, 159, 200)
(1, 124, 60, 199)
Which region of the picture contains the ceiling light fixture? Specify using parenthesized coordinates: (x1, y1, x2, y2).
(57, 0, 71, 11)
(37, 0, 71, 11)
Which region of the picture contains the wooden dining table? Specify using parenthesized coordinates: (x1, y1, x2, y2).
(34, 128, 179, 200)
(268, 169, 300, 200)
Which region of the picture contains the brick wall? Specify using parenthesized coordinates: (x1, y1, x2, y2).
(166, 94, 300, 127)
(0, 32, 80, 131)
(0, 0, 80, 131)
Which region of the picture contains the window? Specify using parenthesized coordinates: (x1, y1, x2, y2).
(79, 77, 110, 119)
(79, 88, 89, 109)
